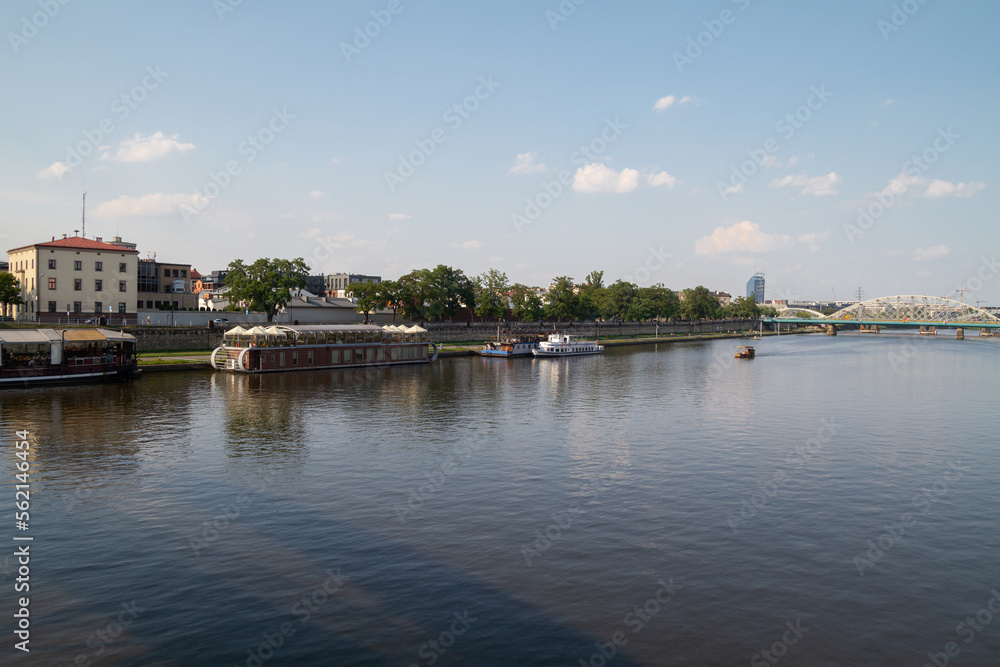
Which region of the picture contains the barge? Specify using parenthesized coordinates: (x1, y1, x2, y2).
(210, 324, 437, 373)
(532, 333, 603, 357)
(0, 328, 139, 387)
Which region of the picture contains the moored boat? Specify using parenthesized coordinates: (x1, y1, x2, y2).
(531, 332, 603, 357)
(0, 328, 139, 387)
(210, 324, 437, 373)
(480, 334, 541, 358)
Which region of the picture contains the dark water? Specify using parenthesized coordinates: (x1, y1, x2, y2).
(1, 333, 998, 666)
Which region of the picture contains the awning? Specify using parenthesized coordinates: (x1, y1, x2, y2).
(93, 329, 136, 342)
(224, 326, 247, 335)
(0, 330, 62, 344)
(63, 330, 110, 342)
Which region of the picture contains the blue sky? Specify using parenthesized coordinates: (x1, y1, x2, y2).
(3, 0, 998, 304)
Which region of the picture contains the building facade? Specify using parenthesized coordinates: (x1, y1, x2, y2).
(7, 235, 139, 322)
(746, 272, 765, 303)
(324, 273, 380, 296)
(137, 260, 197, 310)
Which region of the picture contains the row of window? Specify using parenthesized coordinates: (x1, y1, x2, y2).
(45, 260, 128, 272)
(47, 301, 128, 314)
(47, 279, 128, 292)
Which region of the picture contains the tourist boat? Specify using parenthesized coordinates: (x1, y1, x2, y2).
(531, 333, 603, 357)
(479, 334, 541, 358)
(210, 324, 437, 373)
(0, 328, 139, 387)
(735, 345, 755, 359)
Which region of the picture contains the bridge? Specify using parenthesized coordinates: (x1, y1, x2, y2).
(764, 295, 1000, 336)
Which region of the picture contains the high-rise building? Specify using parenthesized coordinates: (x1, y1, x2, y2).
(746, 272, 765, 303)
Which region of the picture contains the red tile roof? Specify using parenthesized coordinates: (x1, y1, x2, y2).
(9, 236, 139, 253)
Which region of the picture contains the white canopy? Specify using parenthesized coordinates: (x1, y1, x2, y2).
(224, 325, 247, 335)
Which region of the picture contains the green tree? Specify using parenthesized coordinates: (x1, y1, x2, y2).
(474, 269, 508, 321)
(396, 269, 432, 321)
(510, 284, 544, 321)
(680, 286, 723, 320)
(545, 276, 578, 322)
(598, 280, 638, 320)
(224, 257, 309, 322)
(760, 305, 779, 317)
(378, 280, 401, 321)
(726, 295, 760, 319)
(0, 273, 24, 318)
(345, 281, 383, 324)
(576, 270, 604, 320)
(425, 264, 475, 321)
(638, 285, 679, 320)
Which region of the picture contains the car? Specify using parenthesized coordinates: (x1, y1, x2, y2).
(210, 318, 229, 325)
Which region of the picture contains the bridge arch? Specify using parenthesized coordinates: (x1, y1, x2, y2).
(829, 295, 1000, 324)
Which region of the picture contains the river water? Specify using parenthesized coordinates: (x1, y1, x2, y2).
(1, 333, 998, 666)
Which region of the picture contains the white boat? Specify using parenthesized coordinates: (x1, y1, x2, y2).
(531, 332, 603, 357)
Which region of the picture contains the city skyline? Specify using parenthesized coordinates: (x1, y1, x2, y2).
(3, 1, 998, 306)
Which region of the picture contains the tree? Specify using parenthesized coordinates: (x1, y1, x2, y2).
(510, 284, 544, 321)
(598, 280, 638, 320)
(545, 276, 578, 322)
(760, 305, 779, 317)
(474, 269, 508, 321)
(576, 270, 604, 320)
(379, 280, 401, 321)
(224, 257, 309, 322)
(726, 295, 760, 319)
(396, 269, 432, 321)
(345, 281, 383, 324)
(643, 284, 680, 320)
(0, 273, 24, 318)
(425, 264, 475, 321)
(680, 286, 723, 320)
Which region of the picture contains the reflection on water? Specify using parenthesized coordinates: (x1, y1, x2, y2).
(0, 334, 998, 665)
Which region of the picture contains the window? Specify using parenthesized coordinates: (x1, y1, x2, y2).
(48, 278, 56, 290)
(119, 263, 127, 272)
(74, 279, 82, 291)
(48, 259, 56, 269)
(95, 280, 103, 292)
(164, 269, 170, 277)
(94, 302, 102, 314)
(172, 269, 179, 277)
(163, 286, 171, 293)
(48, 301, 56, 313)
(118, 303, 126, 314)
(74, 261, 82, 270)
(137, 301, 143, 310)
(73, 302, 81, 313)
(146, 301, 153, 309)
(181, 269, 187, 277)
(119, 281, 127, 292)
(95, 261, 103, 271)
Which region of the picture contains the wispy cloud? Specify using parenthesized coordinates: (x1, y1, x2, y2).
(509, 152, 546, 174)
(769, 172, 841, 196)
(101, 131, 195, 162)
(652, 95, 693, 112)
(913, 245, 949, 261)
(38, 161, 69, 180)
(695, 220, 795, 255)
(797, 231, 830, 252)
(646, 171, 677, 188)
(456, 240, 483, 250)
(93, 192, 205, 217)
(879, 172, 985, 199)
(389, 213, 411, 220)
(307, 190, 327, 199)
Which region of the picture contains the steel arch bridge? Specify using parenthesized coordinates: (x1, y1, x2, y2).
(765, 295, 1000, 329)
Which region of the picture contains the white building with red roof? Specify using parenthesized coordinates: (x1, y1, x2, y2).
(7, 233, 139, 323)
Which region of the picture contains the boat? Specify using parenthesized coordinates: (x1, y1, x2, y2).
(735, 345, 755, 359)
(531, 332, 603, 357)
(0, 328, 140, 387)
(210, 324, 437, 373)
(479, 334, 541, 358)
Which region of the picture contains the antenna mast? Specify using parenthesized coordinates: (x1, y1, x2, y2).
(81, 190, 87, 238)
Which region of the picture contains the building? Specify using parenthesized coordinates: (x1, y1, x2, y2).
(305, 274, 326, 296)
(711, 290, 732, 307)
(746, 272, 765, 303)
(137, 259, 198, 310)
(7, 234, 139, 323)
(324, 273, 380, 297)
(201, 269, 230, 292)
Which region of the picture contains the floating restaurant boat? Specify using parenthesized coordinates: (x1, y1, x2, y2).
(735, 345, 755, 359)
(479, 334, 541, 358)
(0, 328, 139, 387)
(210, 324, 437, 373)
(531, 332, 603, 357)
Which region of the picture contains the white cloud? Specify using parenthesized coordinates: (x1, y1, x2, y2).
(102, 132, 195, 162)
(913, 245, 950, 261)
(883, 99, 895, 106)
(38, 161, 69, 180)
(509, 152, 546, 174)
(879, 172, 985, 199)
(797, 231, 830, 252)
(457, 240, 483, 250)
(652, 95, 693, 112)
(695, 220, 795, 255)
(389, 213, 411, 220)
(307, 190, 327, 199)
(646, 171, 677, 188)
(572, 163, 641, 193)
(93, 193, 206, 217)
(769, 172, 841, 196)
